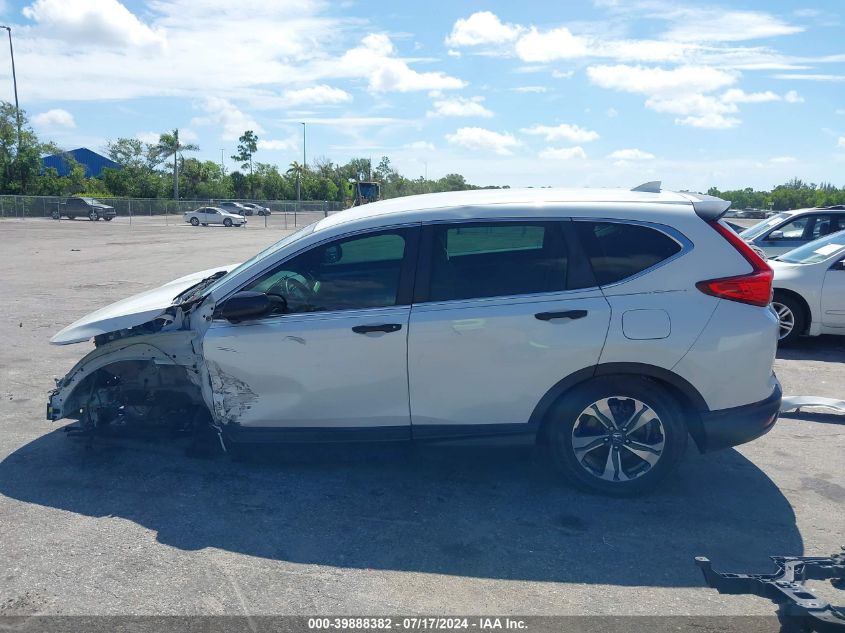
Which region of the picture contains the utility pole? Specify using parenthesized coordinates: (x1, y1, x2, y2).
(302, 122, 306, 169)
(220, 148, 225, 172)
(1, 26, 22, 191)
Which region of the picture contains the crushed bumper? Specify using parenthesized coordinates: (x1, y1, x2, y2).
(698, 382, 782, 453)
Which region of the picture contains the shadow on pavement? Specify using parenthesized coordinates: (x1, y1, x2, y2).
(777, 335, 845, 363)
(0, 429, 802, 587)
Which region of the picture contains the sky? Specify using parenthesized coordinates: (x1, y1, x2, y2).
(1, 0, 843, 191)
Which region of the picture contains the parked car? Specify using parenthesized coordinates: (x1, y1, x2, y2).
(51, 197, 116, 221)
(183, 206, 246, 227)
(47, 184, 781, 495)
(769, 230, 845, 344)
(218, 201, 254, 216)
(241, 203, 271, 216)
(740, 206, 845, 257)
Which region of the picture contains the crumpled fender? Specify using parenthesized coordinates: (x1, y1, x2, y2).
(48, 331, 204, 420)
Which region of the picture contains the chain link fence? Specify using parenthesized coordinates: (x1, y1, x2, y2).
(0, 195, 346, 229)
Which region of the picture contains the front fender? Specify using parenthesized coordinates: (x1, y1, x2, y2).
(48, 331, 202, 421)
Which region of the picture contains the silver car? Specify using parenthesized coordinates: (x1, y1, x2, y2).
(183, 207, 246, 227)
(49, 184, 780, 495)
(740, 205, 845, 257)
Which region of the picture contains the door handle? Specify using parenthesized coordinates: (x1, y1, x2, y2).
(352, 323, 403, 334)
(535, 310, 588, 321)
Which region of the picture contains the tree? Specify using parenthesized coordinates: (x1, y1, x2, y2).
(287, 160, 305, 203)
(0, 101, 55, 194)
(232, 130, 258, 177)
(154, 129, 199, 200)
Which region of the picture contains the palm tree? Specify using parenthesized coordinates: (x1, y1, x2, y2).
(287, 160, 304, 204)
(155, 129, 199, 200)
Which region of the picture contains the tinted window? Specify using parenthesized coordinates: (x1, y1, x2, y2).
(242, 229, 409, 314)
(575, 221, 681, 285)
(428, 222, 568, 301)
(769, 215, 811, 240)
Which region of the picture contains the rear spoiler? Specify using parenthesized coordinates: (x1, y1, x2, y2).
(630, 182, 732, 221)
(678, 191, 732, 221)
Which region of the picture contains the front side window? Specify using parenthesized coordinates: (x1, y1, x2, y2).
(241, 229, 409, 314)
(574, 221, 682, 286)
(427, 221, 569, 301)
(768, 215, 812, 240)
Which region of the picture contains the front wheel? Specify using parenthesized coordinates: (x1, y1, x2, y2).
(51, 210, 61, 220)
(772, 292, 805, 346)
(546, 377, 688, 495)
(190, 217, 200, 226)
(223, 218, 233, 227)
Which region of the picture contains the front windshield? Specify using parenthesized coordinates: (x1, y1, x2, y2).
(776, 230, 845, 264)
(201, 221, 318, 297)
(739, 213, 789, 240)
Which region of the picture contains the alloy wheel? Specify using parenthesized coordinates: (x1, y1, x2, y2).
(570, 397, 665, 482)
(771, 301, 794, 340)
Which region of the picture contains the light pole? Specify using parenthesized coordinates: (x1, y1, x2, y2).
(302, 122, 306, 169)
(0, 25, 22, 189)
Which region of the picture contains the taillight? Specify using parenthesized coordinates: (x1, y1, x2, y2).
(696, 221, 773, 307)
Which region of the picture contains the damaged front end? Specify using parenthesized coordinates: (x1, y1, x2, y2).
(47, 269, 228, 443)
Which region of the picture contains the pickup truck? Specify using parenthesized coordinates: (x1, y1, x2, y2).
(51, 197, 116, 221)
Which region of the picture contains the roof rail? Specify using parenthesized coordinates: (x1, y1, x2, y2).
(631, 181, 661, 193)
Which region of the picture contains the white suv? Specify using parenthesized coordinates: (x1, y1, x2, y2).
(47, 184, 781, 494)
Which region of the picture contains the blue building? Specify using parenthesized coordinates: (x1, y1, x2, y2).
(41, 147, 121, 178)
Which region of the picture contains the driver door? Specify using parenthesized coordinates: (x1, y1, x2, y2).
(203, 226, 419, 436)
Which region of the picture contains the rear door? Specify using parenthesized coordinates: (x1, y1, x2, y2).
(407, 219, 610, 435)
(821, 254, 845, 329)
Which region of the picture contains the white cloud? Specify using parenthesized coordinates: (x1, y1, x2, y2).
(838, 137, 845, 149)
(521, 123, 600, 143)
(427, 96, 493, 118)
(445, 11, 523, 47)
(586, 64, 737, 95)
(337, 33, 466, 92)
(514, 26, 589, 62)
(721, 89, 780, 103)
(136, 131, 160, 144)
(281, 85, 352, 106)
(23, 0, 167, 50)
(662, 9, 803, 42)
(511, 86, 547, 93)
(32, 108, 75, 128)
(677, 113, 741, 129)
(257, 137, 298, 151)
(606, 107, 618, 118)
(405, 140, 435, 151)
(552, 70, 574, 79)
(769, 156, 796, 163)
(539, 146, 587, 160)
(608, 148, 654, 160)
(772, 74, 845, 81)
(784, 90, 804, 102)
(446, 127, 521, 155)
(191, 97, 263, 141)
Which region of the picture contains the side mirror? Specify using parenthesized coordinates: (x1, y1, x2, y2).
(768, 230, 784, 240)
(216, 291, 271, 323)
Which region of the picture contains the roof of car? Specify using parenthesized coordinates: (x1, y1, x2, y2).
(315, 187, 713, 232)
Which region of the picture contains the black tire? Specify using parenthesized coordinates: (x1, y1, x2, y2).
(89, 210, 99, 221)
(772, 291, 805, 346)
(546, 376, 688, 495)
(223, 218, 233, 227)
(190, 217, 200, 226)
(51, 210, 61, 220)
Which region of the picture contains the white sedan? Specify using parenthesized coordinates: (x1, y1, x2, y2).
(184, 206, 246, 227)
(770, 230, 845, 344)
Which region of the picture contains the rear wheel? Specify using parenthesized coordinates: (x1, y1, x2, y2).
(190, 217, 200, 226)
(51, 209, 60, 220)
(546, 377, 688, 495)
(772, 292, 805, 346)
(223, 218, 233, 227)
(89, 210, 99, 221)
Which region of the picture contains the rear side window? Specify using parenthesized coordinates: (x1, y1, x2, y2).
(575, 221, 682, 285)
(428, 222, 568, 301)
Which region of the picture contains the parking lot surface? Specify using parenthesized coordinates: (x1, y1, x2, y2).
(1, 217, 843, 616)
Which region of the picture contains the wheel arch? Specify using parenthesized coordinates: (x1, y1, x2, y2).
(531, 362, 708, 451)
(773, 287, 812, 335)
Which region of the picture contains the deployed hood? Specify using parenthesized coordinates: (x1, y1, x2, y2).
(51, 264, 237, 345)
